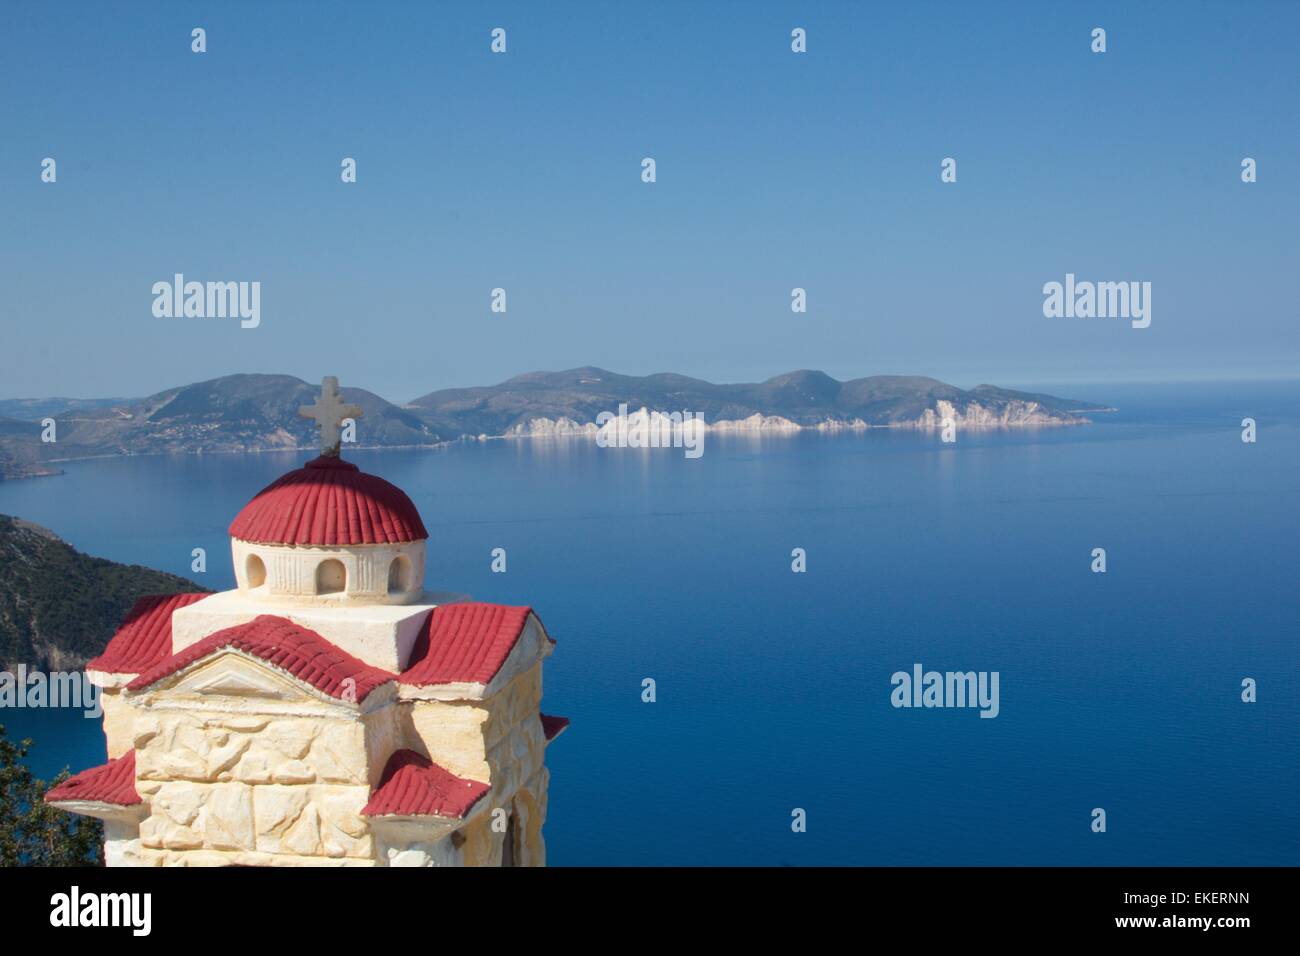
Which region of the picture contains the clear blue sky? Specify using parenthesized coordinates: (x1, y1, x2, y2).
(2, 1, 1297, 401)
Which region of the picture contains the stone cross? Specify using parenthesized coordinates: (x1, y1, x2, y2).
(299, 376, 363, 457)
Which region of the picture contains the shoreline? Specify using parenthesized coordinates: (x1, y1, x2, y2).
(1, 410, 1119, 482)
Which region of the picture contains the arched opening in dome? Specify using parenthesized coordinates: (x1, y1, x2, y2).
(245, 554, 267, 589)
(315, 559, 347, 595)
(387, 555, 412, 595)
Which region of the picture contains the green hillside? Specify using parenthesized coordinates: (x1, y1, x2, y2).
(0, 515, 209, 671)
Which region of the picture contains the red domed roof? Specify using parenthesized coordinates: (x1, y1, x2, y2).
(229, 455, 428, 546)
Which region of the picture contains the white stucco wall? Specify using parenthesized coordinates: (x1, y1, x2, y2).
(231, 538, 427, 606)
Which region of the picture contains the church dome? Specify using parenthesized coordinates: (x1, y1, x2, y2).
(229, 455, 428, 546)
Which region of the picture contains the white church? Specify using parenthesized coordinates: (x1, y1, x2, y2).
(46, 377, 568, 866)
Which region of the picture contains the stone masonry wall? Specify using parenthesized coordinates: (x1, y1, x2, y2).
(404, 662, 550, 866)
(103, 658, 552, 865)
(131, 709, 374, 864)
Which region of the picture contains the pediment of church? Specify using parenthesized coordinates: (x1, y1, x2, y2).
(134, 649, 364, 714)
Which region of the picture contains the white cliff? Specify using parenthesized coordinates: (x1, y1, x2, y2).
(500, 401, 1083, 442)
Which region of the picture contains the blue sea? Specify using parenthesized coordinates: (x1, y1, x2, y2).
(2, 380, 1297, 866)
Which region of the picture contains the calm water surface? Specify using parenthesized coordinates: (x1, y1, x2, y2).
(2, 380, 1297, 865)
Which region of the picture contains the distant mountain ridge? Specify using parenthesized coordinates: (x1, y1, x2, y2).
(0, 369, 1109, 479)
(410, 367, 1106, 437)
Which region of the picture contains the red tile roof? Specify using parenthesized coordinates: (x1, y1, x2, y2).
(228, 455, 428, 546)
(126, 615, 393, 703)
(540, 713, 570, 742)
(44, 751, 141, 807)
(87, 593, 210, 675)
(400, 603, 535, 687)
(361, 750, 490, 819)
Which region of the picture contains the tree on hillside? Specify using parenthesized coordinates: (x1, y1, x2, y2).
(0, 724, 102, 866)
